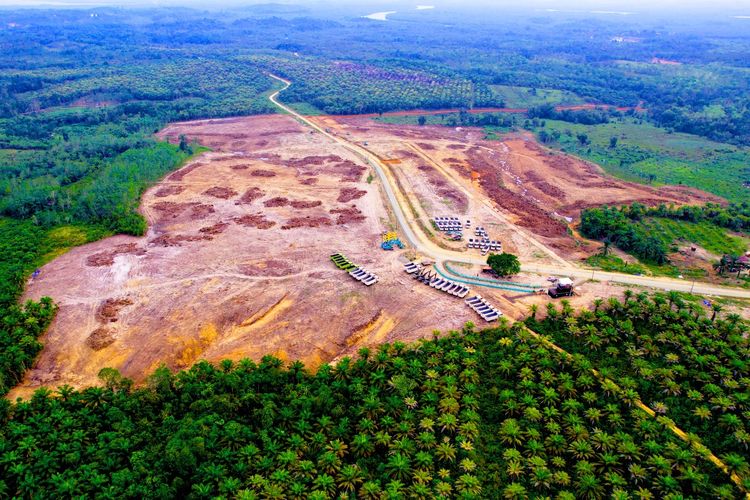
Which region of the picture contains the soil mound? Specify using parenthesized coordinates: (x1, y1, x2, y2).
(337, 188, 367, 203)
(290, 200, 323, 209)
(330, 206, 366, 225)
(236, 187, 265, 205)
(233, 214, 275, 229)
(250, 169, 276, 177)
(281, 215, 333, 229)
(86, 327, 116, 351)
(154, 185, 186, 197)
(86, 244, 146, 267)
(203, 186, 238, 199)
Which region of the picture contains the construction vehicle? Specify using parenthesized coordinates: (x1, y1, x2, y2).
(548, 278, 574, 298)
(381, 239, 404, 250)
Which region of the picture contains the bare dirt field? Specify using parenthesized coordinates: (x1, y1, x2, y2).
(323, 118, 720, 260)
(11, 114, 726, 398)
(11, 115, 478, 397)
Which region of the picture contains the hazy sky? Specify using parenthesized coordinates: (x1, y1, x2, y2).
(1, 0, 750, 10)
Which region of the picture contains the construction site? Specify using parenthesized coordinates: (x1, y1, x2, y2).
(10, 106, 742, 398)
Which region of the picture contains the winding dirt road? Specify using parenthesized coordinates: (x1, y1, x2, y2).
(268, 75, 750, 299)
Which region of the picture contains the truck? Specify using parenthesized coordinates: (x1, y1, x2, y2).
(548, 278, 574, 298)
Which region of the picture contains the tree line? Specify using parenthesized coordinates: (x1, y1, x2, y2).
(0, 316, 743, 498)
(580, 206, 670, 264)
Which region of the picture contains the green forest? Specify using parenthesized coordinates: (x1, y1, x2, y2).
(1, 4, 749, 498)
(1, 307, 747, 498)
(580, 202, 750, 267)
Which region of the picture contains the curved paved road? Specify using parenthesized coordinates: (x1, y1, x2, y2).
(268, 75, 750, 299)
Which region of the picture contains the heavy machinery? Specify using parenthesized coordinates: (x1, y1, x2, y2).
(548, 278, 574, 298)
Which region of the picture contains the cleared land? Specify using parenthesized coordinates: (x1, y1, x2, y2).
(533, 117, 750, 202)
(322, 116, 719, 261)
(11, 116, 474, 397)
(11, 115, 731, 398)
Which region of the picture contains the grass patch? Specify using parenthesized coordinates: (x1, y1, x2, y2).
(586, 254, 647, 275)
(640, 217, 749, 256)
(489, 84, 585, 108)
(285, 101, 324, 116)
(531, 117, 750, 202)
(587, 253, 708, 279)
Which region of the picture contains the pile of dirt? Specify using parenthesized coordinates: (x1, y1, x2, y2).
(239, 259, 295, 277)
(229, 164, 250, 170)
(234, 214, 276, 229)
(154, 185, 186, 197)
(236, 187, 265, 205)
(152, 201, 196, 218)
(416, 142, 436, 150)
(250, 169, 277, 177)
(333, 160, 367, 182)
(525, 171, 567, 199)
(300, 177, 318, 185)
(281, 215, 333, 230)
(330, 206, 366, 225)
(96, 297, 133, 323)
(86, 243, 146, 267)
(288, 155, 343, 167)
(191, 204, 215, 220)
(447, 144, 466, 150)
(337, 188, 367, 203)
(149, 233, 212, 247)
(203, 186, 238, 199)
(287, 155, 365, 183)
(86, 327, 115, 351)
(290, 200, 323, 209)
(167, 162, 204, 182)
(533, 181, 567, 199)
(264, 197, 289, 207)
(151, 201, 215, 220)
(199, 222, 229, 235)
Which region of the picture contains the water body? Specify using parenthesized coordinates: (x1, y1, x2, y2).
(590, 11, 633, 15)
(363, 11, 397, 21)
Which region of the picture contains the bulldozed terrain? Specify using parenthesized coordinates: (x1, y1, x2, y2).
(323, 117, 720, 260)
(11, 115, 722, 398)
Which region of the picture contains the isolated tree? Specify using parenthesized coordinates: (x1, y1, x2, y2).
(487, 253, 521, 277)
(418, 116, 426, 126)
(609, 136, 618, 148)
(577, 133, 589, 146)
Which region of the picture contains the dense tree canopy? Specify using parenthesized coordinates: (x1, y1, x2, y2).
(0, 317, 744, 498)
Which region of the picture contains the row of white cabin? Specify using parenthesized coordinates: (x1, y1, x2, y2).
(349, 267, 379, 286)
(465, 295, 502, 322)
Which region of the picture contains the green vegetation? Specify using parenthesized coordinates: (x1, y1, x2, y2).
(0, 317, 743, 498)
(489, 85, 584, 108)
(585, 254, 648, 276)
(487, 253, 521, 277)
(529, 291, 750, 487)
(641, 218, 748, 256)
(581, 203, 750, 275)
(0, 218, 109, 394)
(529, 117, 750, 202)
(252, 56, 503, 115)
(581, 207, 670, 264)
